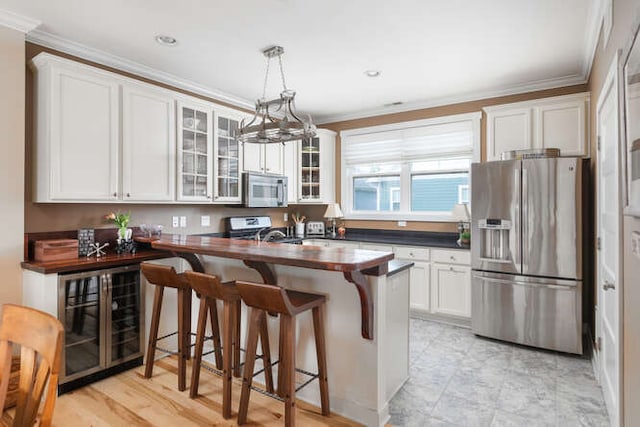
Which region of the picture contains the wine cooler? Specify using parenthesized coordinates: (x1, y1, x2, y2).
(57, 264, 144, 393)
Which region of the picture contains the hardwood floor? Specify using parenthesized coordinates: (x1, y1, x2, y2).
(53, 356, 361, 426)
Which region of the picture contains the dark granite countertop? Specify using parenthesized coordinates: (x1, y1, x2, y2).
(304, 228, 469, 250)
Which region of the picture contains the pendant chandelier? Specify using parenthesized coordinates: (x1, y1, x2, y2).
(237, 45, 316, 144)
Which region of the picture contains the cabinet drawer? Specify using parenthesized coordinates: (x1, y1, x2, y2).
(394, 246, 430, 262)
(431, 249, 470, 265)
(360, 243, 394, 252)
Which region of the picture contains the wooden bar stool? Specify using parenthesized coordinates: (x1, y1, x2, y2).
(184, 272, 274, 419)
(141, 263, 220, 391)
(236, 281, 329, 427)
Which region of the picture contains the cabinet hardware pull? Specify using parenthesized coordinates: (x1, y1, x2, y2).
(603, 280, 616, 291)
(126, 193, 131, 197)
(112, 192, 117, 197)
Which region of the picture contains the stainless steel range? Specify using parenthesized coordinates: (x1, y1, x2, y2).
(225, 216, 303, 244)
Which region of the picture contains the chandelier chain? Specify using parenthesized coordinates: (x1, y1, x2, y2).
(278, 54, 288, 91)
(261, 55, 271, 101)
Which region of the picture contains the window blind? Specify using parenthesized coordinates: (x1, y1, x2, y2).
(342, 119, 474, 166)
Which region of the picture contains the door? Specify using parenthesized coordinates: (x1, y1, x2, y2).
(431, 263, 471, 318)
(521, 157, 583, 279)
(177, 99, 213, 201)
(214, 113, 242, 202)
(107, 266, 143, 366)
(122, 84, 176, 201)
(470, 160, 520, 274)
(597, 55, 621, 427)
(283, 141, 298, 203)
(485, 107, 532, 161)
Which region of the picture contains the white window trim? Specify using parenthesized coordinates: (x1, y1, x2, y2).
(340, 112, 481, 221)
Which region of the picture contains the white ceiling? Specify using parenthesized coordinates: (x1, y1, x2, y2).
(0, 0, 601, 124)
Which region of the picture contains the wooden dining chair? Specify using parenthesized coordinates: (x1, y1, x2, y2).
(0, 304, 64, 427)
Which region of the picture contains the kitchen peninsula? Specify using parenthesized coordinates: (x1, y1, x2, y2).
(150, 234, 411, 426)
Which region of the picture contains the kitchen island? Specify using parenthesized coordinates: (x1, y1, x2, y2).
(149, 234, 410, 427)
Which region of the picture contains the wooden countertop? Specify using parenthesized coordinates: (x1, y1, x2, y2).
(151, 234, 394, 275)
(21, 249, 171, 274)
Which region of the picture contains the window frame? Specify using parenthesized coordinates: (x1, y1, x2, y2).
(340, 112, 481, 221)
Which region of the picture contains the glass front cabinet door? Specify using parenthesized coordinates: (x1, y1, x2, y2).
(177, 100, 214, 201)
(213, 111, 243, 202)
(298, 129, 336, 203)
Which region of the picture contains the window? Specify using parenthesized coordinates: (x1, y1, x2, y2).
(341, 113, 480, 220)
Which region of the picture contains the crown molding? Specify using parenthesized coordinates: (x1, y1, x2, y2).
(0, 8, 40, 33)
(26, 29, 254, 111)
(581, 0, 605, 81)
(315, 73, 587, 125)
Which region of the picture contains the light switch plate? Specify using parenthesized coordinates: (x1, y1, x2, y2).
(172, 216, 179, 228)
(201, 215, 210, 227)
(179, 216, 187, 228)
(632, 231, 640, 259)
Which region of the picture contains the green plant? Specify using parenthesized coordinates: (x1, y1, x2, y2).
(460, 230, 471, 242)
(105, 212, 131, 239)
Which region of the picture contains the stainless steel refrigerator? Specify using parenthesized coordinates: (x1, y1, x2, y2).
(470, 156, 589, 354)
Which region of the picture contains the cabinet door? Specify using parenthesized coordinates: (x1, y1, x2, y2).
(122, 85, 176, 201)
(177, 100, 214, 201)
(243, 142, 263, 173)
(264, 143, 283, 174)
(408, 261, 431, 313)
(47, 66, 120, 201)
(536, 101, 587, 156)
(58, 272, 104, 381)
(486, 108, 532, 161)
(108, 268, 143, 365)
(283, 141, 299, 203)
(214, 114, 242, 202)
(431, 263, 471, 318)
(360, 243, 393, 252)
(299, 136, 321, 201)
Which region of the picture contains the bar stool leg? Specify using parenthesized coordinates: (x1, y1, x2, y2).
(277, 319, 286, 397)
(221, 300, 233, 419)
(177, 288, 187, 391)
(313, 305, 330, 415)
(259, 312, 275, 394)
(145, 286, 164, 379)
(189, 296, 209, 398)
(238, 308, 262, 425)
(282, 314, 296, 427)
(232, 300, 241, 378)
(207, 300, 223, 370)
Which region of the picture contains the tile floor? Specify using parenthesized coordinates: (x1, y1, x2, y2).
(388, 318, 610, 427)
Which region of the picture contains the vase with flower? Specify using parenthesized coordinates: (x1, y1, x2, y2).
(105, 212, 135, 254)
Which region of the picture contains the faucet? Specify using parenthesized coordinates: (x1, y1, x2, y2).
(254, 227, 269, 242)
(263, 230, 286, 242)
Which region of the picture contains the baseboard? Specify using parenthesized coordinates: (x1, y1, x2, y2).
(410, 311, 471, 329)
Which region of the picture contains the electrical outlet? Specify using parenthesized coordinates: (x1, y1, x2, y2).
(283, 212, 288, 222)
(172, 216, 179, 228)
(397, 221, 407, 227)
(179, 216, 187, 228)
(201, 215, 210, 227)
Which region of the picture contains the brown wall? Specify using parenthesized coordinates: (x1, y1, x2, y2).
(587, 0, 640, 425)
(24, 43, 327, 234)
(1, 26, 26, 306)
(322, 85, 587, 232)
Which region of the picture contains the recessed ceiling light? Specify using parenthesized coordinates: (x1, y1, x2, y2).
(364, 70, 381, 78)
(155, 35, 177, 46)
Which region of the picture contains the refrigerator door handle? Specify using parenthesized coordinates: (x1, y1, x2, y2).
(513, 169, 521, 269)
(521, 168, 528, 272)
(476, 275, 577, 290)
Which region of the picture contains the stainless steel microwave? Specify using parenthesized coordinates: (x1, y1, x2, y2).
(242, 172, 288, 208)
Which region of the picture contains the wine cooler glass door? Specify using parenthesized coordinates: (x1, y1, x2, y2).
(107, 266, 144, 365)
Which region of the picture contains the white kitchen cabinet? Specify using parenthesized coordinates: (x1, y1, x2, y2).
(394, 245, 432, 314)
(123, 83, 176, 201)
(31, 54, 120, 202)
(283, 141, 299, 203)
(242, 142, 283, 175)
(484, 93, 589, 161)
(431, 252, 471, 318)
(176, 98, 213, 201)
(298, 129, 336, 204)
(360, 243, 394, 252)
(213, 111, 244, 203)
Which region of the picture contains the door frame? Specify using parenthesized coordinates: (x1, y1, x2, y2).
(595, 50, 624, 426)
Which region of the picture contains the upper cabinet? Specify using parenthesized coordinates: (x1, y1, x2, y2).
(297, 129, 336, 204)
(32, 55, 121, 202)
(214, 110, 244, 203)
(176, 98, 213, 202)
(242, 143, 284, 175)
(483, 93, 590, 161)
(122, 83, 176, 202)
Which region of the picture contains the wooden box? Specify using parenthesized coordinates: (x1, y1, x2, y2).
(34, 239, 79, 262)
